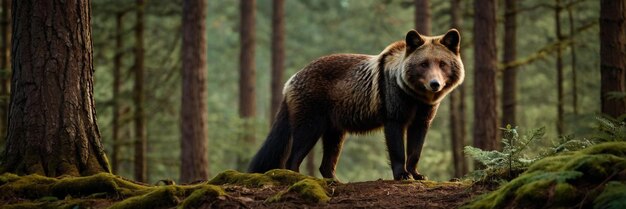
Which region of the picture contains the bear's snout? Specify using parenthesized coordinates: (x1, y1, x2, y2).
(429, 80, 441, 92)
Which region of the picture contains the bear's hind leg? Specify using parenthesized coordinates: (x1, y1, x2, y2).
(285, 116, 326, 172)
(319, 128, 346, 179)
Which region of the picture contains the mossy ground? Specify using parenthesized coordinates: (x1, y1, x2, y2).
(463, 142, 626, 209)
(0, 169, 486, 208)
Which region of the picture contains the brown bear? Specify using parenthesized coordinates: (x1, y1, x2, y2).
(248, 29, 464, 180)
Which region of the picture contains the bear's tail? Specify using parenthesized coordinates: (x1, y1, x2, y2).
(247, 100, 292, 173)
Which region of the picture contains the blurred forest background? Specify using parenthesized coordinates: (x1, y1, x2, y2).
(0, 0, 612, 183)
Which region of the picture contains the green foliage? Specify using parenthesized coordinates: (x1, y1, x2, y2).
(464, 126, 545, 181)
(593, 181, 626, 209)
(463, 142, 626, 209)
(594, 116, 626, 142)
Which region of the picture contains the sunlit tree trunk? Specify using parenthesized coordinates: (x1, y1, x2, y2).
(449, 0, 467, 177)
(134, 0, 147, 182)
(502, 0, 517, 128)
(600, 0, 626, 119)
(473, 0, 499, 161)
(1, 0, 110, 176)
(555, 0, 565, 135)
(180, 0, 209, 183)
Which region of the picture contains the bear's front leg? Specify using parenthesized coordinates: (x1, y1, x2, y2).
(384, 121, 412, 180)
(406, 103, 439, 180)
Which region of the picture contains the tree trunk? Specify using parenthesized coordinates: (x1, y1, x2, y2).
(567, 4, 578, 115)
(180, 0, 209, 183)
(270, 0, 284, 123)
(134, 0, 147, 182)
(449, 0, 467, 177)
(1, 0, 110, 176)
(473, 0, 499, 157)
(0, 0, 9, 148)
(502, 0, 517, 128)
(414, 0, 430, 35)
(555, 0, 565, 135)
(112, 12, 124, 174)
(600, 0, 626, 119)
(239, 0, 256, 167)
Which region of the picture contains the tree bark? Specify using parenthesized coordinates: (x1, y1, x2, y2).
(473, 0, 500, 157)
(134, 0, 147, 182)
(449, 0, 467, 177)
(414, 0, 430, 35)
(555, 0, 565, 135)
(600, 0, 626, 119)
(502, 0, 517, 128)
(1, 0, 110, 176)
(239, 0, 256, 149)
(0, 0, 10, 146)
(270, 0, 284, 123)
(180, 0, 209, 183)
(112, 12, 124, 174)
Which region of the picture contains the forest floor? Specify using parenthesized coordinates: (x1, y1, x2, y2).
(0, 172, 492, 209)
(211, 179, 491, 209)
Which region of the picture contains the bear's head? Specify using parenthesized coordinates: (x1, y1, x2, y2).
(399, 29, 465, 104)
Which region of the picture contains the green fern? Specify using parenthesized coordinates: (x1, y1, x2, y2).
(464, 126, 545, 182)
(594, 116, 626, 142)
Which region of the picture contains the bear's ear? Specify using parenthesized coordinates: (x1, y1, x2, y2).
(441, 29, 461, 54)
(405, 30, 425, 52)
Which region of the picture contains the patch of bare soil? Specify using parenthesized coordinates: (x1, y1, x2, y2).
(203, 180, 490, 209)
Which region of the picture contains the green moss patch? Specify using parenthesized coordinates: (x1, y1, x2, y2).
(1, 169, 334, 208)
(108, 186, 184, 209)
(267, 179, 330, 203)
(208, 170, 275, 187)
(0, 172, 152, 200)
(463, 142, 626, 209)
(0, 172, 228, 209)
(594, 181, 626, 209)
(208, 169, 325, 188)
(178, 185, 225, 209)
(208, 169, 331, 204)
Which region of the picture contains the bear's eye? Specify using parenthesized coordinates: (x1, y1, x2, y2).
(420, 62, 428, 68)
(439, 61, 446, 68)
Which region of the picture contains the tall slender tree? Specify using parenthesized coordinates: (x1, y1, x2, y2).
(180, 0, 209, 183)
(555, 0, 565, 135)
(270, 0, 285, 122)
(0, 0, 10, 146)
(502, 0, 517, 128)
(414, 0, 430, 35)
(239, 0, 256, 168)
(112, 11, 125, 173)
(567, 3, 578, 115)
(134, 0, 147, 182)
(449, 0, 467, 177)
(600, 0, 626, 118)
(473, 0, 499, 158)
(1, 0, 110, 176)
